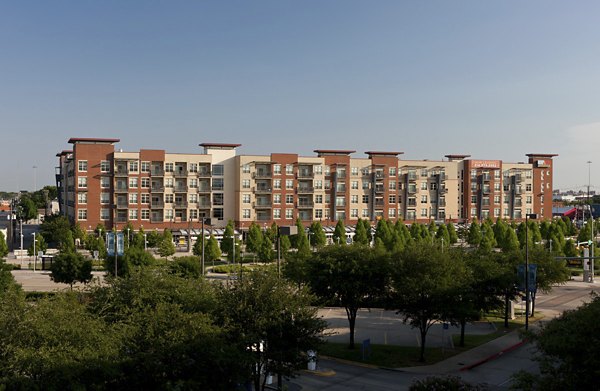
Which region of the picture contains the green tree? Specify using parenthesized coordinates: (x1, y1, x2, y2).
(59, 230, 76, 253)
(27, 233, 47, 256)
(289, 245, 390, 349)
(146, 230, 163, 247)
(220, 220, 235, 256)
(17, 195, 37, 222)
(204, 235, 222, 264)
(50, 252, 93, 289)
(0, 231, 9, 258)
(124, 246, 155, 267)
(435, 224, 450, 247)
(309, 221, 327, 249)
(279, 234, 291, 256)
(500, 226, 520, 252)
(446, 223, 458, 245)
(246, 222, 264, 255)
(375, 219, 393, 249)
(467, 219, 482, 246)
(169, 256, 202, 278)
(217, 270, 326, 391)
(257, 235, 275, 262)
(353, 218, 369, 245)
(512, 295, 600, 390)
(390, 244, 465, 362)
(333, 219, 346, 245)
(40, 214, 71, 247)
(157, 230, 176, 259)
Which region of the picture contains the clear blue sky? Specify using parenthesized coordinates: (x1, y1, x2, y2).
(2, 1, 600, 192)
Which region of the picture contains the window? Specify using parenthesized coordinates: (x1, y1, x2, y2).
(273, 194, 281, 204)
(526, 196, 532, 204)
(470, 169, 477, 179)
(78, 160, 87, 172)
(314, 165, 322, 175)
(274, 209, 281, 219)
(100, 208, 110, 220)
(430, 183, 438, 190)
(188, 163, 198, 173)
(212, 178, 224, 190)
(165, 194, 174, 203)
(100, 192, 110, 204)
(129, 193, 138, 204)
(362, 181, 369, 190)
(78, 209, 87, 220)
(351, 181, 359, 189)
(388, 208, 396, 218)
(389, 167, 397, 176)
(389, 195, 396, 204)
(421, 195, 428, 204)
(471, 208, 477, 216)
(389, 181, 396, 190)
(324, 165, 330, 175)
(286, 195, 294, 204)
(129, 209, 138, 220)
(186, 178, 196, 188)
(526, 184, 532, 192)
(494, 208, 500, 217)
(274, 179, 281, 189)
(242, 179, 250, 189)
(335, 197, 345, 207)
(165, 178, 173, 188)
(189, 193, 198, 203)
(141, 178, 150, 188)
(243, 209, 251, 219)
(77, 193, 87, 204)
(286, 164, 294, 175)
(504, 208, 510, 217)
(129, 161, 139, 172)
(351, 209, 358, 218)
(212, 164, 224, 176)
(471, 196, 477, 204)
(100, 177, 110, 189)
(213, 193, 224, 206)
(315, 195, 323, 204)
(324, 194, 330, 204)
(314, 180, 322, 189)
(421, 208, 428, 217)
(273, 164, 282, 175)
(314, 209, 322, 218)
(141, 193, 150, 204)
(100, 161, 110, 173)
(78, 177, 87, 188)
(129, 177, 138, 188)
(494, 195, 500, 204)
(504, 184, 510, 192)
(351, 195, 358, 204)
(242, 164, 250, 174)
(421, 169, 428, 177)
(351, 167, 359, 176)
(494, 182, 501, 191)
(286, 180, 294, 189)
(525, 170, 532, 178)
(362, 209, 369, 217)
(242, 194, 251, 204)
(138, 161, 149, 173)
(213, 208, 224, 219)
(421, 182, 428, 190)
(285, 209, 293, 219)
(362, 195, 369, 204)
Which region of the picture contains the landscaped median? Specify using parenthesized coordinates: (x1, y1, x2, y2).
(318, 313, 544, 369)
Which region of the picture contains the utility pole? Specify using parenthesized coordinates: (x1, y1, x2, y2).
(588, 161, 594, 282)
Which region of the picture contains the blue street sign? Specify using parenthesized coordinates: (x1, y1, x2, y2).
(107, 233, 115, 256)
(116, 232, 124, 256)
(517, 264, 537, 293)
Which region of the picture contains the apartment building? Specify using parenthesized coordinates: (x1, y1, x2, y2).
(56, 138, 556, 232)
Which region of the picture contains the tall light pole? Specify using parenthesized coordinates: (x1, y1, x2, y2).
(32, 232, 36, 272)
(525, 213, 537, 331)
(588, 161, 594, 283)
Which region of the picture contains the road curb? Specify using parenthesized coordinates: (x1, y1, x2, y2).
(319, 355, 380, 370)
(459, 338, 528, 372)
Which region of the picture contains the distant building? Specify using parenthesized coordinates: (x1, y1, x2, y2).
(55, 137, 557, 232)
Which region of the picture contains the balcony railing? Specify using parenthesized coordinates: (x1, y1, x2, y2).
(407, 173, 417, 181)
(297, 171, 314, 179)
(254, 187, 272, 194)
(151, 202, 164, 209)
(253, 172, 272, 179)
(174, 170, 188, 177)
(174, 201, 188, 208)
(297, 186, 314, 194)
(114, 186, 128, 193)
(174, 186, 188, 192)
(115, 169, 128, 176)
(297, 202, 314, 208)
(151, 186, 164, 192)
(151, 169, 164, 176)
(197, 170, 212, 178)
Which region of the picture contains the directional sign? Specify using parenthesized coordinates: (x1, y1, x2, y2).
(517, 264, 537, 293)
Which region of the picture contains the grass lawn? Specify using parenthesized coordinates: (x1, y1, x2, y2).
(320, 312, 545, 368)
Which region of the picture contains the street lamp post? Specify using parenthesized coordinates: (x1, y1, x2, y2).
(126, 228, 130, 248)
(19, 219, 23, 268)
(32, 233, 36, 272)
(588, 161, 594, 283)
(144, 233, 147, 251)
(525, 213, 538, 331)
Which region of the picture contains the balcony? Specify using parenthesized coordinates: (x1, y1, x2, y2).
(174, 186, 188, 192)
(114, 186, 128, 193)
(407, 173, 417, 181)
(407, 186, 417, 194)
(174, 170, 188, 177)
(197, 169, 212, 178)
(482, 174, 491, 181)
(482, 187, 491, 194)
(151, 169, 164, 176)
(174, 201, 188, 208)
(116, 202, 128, 209)
(197, 202, 211, 209)
(297, 201, 314, 208)
(374, 172, 385, 180)
(151, 201, 164, 209)
(515, 188, 523, 195)
(254, 201, 272, 209)
(151, 186, 164, 192)
(514, 201, 523, 207)
(374, 201, 385, 207)
(254, 187, 272, 194)
(514, 174, 522, 182)
(374, 186, 385, 193)
(253, 171, 272, 179)
(197, 186, 211, 193)
(297, 171, 314, 179)
(297, 186, 314, 194)
(115, 168, 128, 177)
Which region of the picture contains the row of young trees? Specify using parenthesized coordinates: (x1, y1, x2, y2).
(285, 242, 571, 362)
